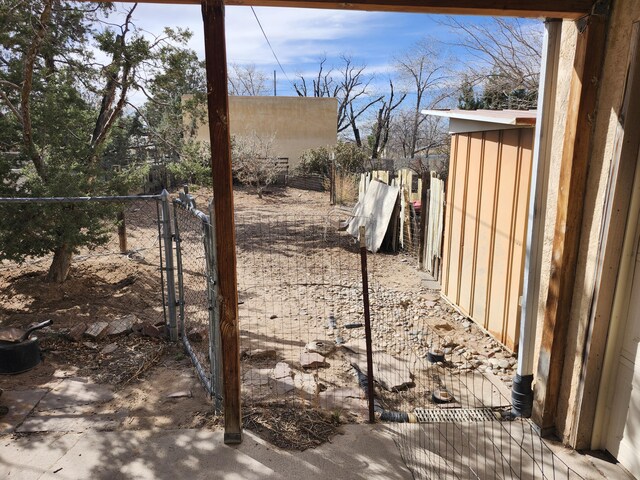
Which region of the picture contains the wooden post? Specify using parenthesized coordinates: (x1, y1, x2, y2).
(532, 9, 609, 433)
(418, 171, 430, 269)
(201, 0, 242, 444)
(330, 158, 336, 205)
(117, 209, 127, 253)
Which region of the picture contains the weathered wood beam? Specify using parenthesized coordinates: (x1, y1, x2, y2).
(202, 0, 242, 444)
(90, 0, 594, 19)
(532, 7, 609, 433)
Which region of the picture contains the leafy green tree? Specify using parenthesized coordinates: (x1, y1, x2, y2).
(297, 146, 332, 176)
(137, 30, 207, 182)
(167, 139, 211, 186)
(0, 1, 178, 282)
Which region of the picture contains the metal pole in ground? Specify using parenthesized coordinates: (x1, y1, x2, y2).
(160, 189, 178, 341)
(359, 225, 375, 423)
(207, 200, 224, 413)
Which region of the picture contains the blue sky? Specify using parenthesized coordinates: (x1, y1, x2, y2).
(111, 4, 540, 100)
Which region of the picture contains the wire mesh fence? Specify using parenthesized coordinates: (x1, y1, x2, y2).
(0, 190, 587, 478)
(232, 209, 583, 479)
(235, 213, 370, 416)
(370, 301, 584, 479)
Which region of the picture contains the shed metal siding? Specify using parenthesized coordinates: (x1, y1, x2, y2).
(442, 128, 533, 351)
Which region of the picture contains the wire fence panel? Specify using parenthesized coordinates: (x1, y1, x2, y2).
(173, 195, 222, 408)
(233, 209, 584, 479)
(374, 306, 581, 479)
(236, 213, 372, 416)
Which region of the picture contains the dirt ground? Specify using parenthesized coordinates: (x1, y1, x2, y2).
(0, 186, 517, 447)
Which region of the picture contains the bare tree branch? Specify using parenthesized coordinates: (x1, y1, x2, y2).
(91, 4, 138, 153)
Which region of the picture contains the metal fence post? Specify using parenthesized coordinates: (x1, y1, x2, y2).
(160, 189, 178, 341)
(359, 225, 375, 423)
(172, 200, 186, 338)
(207, 200, 224, 412)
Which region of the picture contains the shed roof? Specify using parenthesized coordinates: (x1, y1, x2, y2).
(421, 109, 537, 126)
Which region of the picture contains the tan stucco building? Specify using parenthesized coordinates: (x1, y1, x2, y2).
(188, 95, 337, 170)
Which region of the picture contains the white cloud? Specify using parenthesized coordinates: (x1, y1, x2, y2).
(124, 4, 382, 66)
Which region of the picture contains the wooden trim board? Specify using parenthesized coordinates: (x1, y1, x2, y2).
(532, 10, 610, 433)
(91, 0, 594, 19)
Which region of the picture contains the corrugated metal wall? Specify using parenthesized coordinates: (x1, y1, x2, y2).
(441, 128, 533, 351)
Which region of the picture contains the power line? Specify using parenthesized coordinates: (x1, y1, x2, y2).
(250, 7, 295, 91)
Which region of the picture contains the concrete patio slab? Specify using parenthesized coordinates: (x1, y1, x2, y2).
(17, 405, 122, 433)
(0, 424, 413, 480)
(37, 378, 114, 411)
(0, 389, 48, 434)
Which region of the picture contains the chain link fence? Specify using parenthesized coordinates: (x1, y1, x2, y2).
(172, 192, 222, 409)
(0, 194, 171, 384)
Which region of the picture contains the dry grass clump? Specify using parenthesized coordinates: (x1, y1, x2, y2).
(243, 401, 342, 450)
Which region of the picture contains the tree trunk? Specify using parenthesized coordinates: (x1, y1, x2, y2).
(47, 244, 73, 283)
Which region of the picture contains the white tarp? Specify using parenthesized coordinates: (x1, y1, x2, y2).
(346, 180, 399, 252)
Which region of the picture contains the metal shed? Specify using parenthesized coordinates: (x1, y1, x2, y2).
(423, 109, 536, 351)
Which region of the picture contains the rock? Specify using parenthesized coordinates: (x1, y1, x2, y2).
(243, 368, 271, 387)
(272, 362, 293, 379)
(269, 314, 278, 319)
(107, 314, 136, 336)
(300, 352, 328, 369)
(84, 322, 109, 340)
(294, 373, 318, 394)
(187, 327, 206, 343)
(249, 349, 277, 361)
(305, 340, 335, 356)
(67, 323, 87, 342)
(498, 359, 511, 369)
(270, 376, 295, 395)
(140, 323, 165, 338)
(167, 390, 192, 399)
(100, 343, 118, 355)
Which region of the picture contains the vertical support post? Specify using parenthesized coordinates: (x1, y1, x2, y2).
(533, 9, 609, 432)
(330, 156, 337, 205)
(172, 201, 185, 337)
(117, 209, 127, 253)
(202, 0, 242, 444)
(359, 225, 375, 423)
(156, 200, 168, 328)
(160, 189, 178, 341)
(207, 201, 224, 413)
(512, 18, 561, 418)
(418, 171, 430, 270)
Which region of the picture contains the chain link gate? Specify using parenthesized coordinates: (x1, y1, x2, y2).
(169, 191, 223, 411)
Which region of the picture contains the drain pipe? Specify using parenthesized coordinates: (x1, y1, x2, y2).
(512, 19, 561, 418)
(350, 363, 418, 423)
